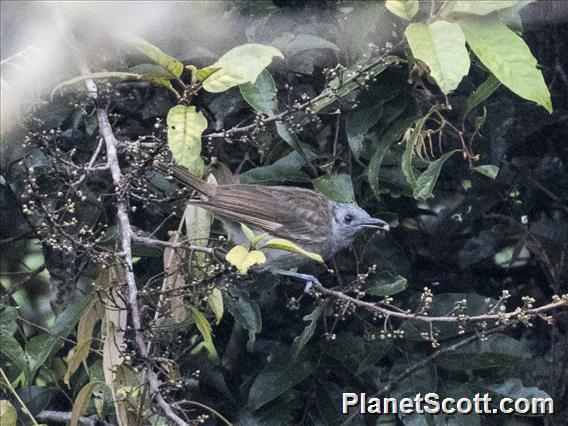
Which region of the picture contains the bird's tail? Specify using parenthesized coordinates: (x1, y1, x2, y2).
(153, 160, 214, 197)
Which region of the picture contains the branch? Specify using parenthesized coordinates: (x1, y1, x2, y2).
(203, 51, 402, 140)
(36, 410, 114, 426)
(132, 234, 215, 255)
(314, 284, 568, 324)
(73, 48, 188, 426)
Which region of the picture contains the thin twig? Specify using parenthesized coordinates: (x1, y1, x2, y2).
(132, 234, 215, 255)
(0, 368, 39, 425)
(313, 284, 568, 324)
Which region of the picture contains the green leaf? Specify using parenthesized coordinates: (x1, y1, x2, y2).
(473, 164, 499, 179)
(120, 33, 183, 78)
(0, 306, 18, 336)
(442, 0, 524, 17)
(190, 307, 219, 361)
(271, 33, 339, 55)
(202, 44, 284, 93)
(484, 378, 551, 403)
(207, 288, 224, 325)
(226, 246, 267, 275)
(166, 105, 206, 174)
(291, 306, 322, 361)
(462, 73, 501, 122)
(51, 72, 173, 97)
(364, 271, 407, 296)
(240, 70, 279, 116)
(25, 293, 93, 378)
(0, 400, 17, 426)
(261, 238, 324, 263)
(325, 332, 392, 376)
(459, 17, 552, 113)
(241, 223, 256, 243)
(414, 150, 460, 201)
(346, 103, 383, 159)
(368, 117, 418, 198)
(0, 335, 27, 378)
(313, 174, 355, 204)
(436, 333, 531, 370)
(247, 353, 313, 410)
(385, 0, 419, 20)
(405, 21, 470, 94)
(191, 66, 219, 83)
(275, 123, 310, 165)
(402, 116, 429, 189)
(240, 149, 316, 184)
(226, 286, 262, 352)
(239, 70, 309, 163)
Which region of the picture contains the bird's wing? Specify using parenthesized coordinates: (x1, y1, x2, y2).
(194, 185, 331, 243)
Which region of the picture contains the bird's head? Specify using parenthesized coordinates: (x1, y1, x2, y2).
(330, 202, 389, 249)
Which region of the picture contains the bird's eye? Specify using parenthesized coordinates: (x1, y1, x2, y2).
(344, 214, 353, 224)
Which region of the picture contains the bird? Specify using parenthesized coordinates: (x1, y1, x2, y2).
(154, 160, 389, 285)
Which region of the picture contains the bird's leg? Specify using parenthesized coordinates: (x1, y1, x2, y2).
(271, 269, 321, 293)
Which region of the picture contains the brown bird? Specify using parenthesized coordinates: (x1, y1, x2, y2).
(154, 161, 389, 279)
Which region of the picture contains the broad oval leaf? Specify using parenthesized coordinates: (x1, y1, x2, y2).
(202, 44, 284, 93)
(226, 245, 267, 274)
(406, 21, 470, 94)
(386, 0, 419, 20)
(120, 33, 183, 78)
(313, 174, 356, 204)
(271, 33, 339, 55)
(459, 17, 552, 113)
(442, 0, 524, 17)
(167, 105, 207, 174)
(239, 69, 278, 116)
(247, 353, 313, 410)
(261, 238, 324, 263)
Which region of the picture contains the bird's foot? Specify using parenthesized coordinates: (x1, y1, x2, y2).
(272, 269, 321, 294)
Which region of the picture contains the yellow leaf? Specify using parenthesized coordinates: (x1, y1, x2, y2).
(167, 105, 207, 174)
(226, 245, 267, 274)
(261, 238, 324, 263)
(207, 288, 224, 325)
(0, 400, 17, 426)
(71, 382, 96, 426)
(64, 339, 93, 386)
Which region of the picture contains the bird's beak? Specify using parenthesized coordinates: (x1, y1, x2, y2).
(362, 218, 390, 231)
